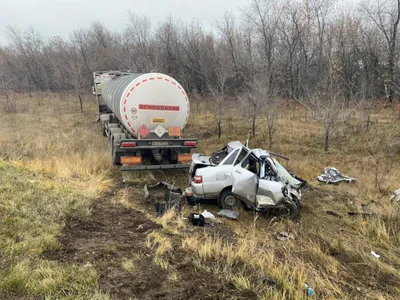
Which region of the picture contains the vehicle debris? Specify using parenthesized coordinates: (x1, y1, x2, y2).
(347, 212, 377, 217)
(185, 187, 199, 206)
(144, 181, 182, 200)
(327, 210, 377, 219)
(304, 283, 315, 297)
(326, 210, 343, 218)
(262, 277, 277, 287)
(276, 232, 295, 241)
(370, 251, 380, 259)
(218, 209, 240, 220)
(288, 171, 307, 187)
(361, 200, 375, 209)
(201, 210, 215, 219)
(390, 189, 400, 202)
(188, 213, 205, 227)
(189, 141, 303, 217)
(317, 167, 356, 184)
(144, 181, 184, 216)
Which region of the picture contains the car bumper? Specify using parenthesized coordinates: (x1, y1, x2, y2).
(190, 182, 205, 199)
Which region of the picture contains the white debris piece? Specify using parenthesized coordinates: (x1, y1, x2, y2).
(317, 167, 356, 184)
(218, 209, 240, 220)
(370, 251, 380, 258)
(390, 189, 400, 202)
(276, 232, 295, 241)
(201, 210, 215, 219)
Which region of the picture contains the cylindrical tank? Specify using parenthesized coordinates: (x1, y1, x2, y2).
(102, 73, 190, 137)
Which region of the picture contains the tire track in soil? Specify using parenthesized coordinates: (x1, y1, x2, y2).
(45, 190, 256, 300)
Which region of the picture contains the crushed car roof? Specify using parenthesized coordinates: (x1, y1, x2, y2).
(227, 141, 246, 149)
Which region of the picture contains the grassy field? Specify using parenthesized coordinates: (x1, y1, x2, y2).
(0, 93, 399, 299)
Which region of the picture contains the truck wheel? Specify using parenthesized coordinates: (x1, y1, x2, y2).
(101, 122, 107, 136)
(108, 128, 122, 141)
(219, 188, 241, 210)
(110, 133, 126, 166)
(111, 139, 121, 165)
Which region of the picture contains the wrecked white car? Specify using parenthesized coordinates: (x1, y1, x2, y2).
(189, 141, 303, 217)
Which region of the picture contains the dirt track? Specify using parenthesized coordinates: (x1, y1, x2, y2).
(42, 178, 400, 299)
(45, 187, 256, 300)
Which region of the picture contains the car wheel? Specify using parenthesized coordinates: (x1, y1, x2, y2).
(219, 189, 241, 210)
(284, 199, 298, 219)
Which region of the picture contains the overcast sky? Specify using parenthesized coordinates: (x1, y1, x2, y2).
(0, 0, 248, 44)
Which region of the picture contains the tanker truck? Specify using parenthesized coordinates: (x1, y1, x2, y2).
(93, 71, 197, 170)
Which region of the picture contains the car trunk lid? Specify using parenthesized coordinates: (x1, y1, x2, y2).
(189, 154, 213, 183)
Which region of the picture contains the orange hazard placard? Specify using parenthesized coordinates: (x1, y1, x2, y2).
(168, 126, 181, 137)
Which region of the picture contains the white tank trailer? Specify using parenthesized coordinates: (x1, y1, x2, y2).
(93, 71, 197, 170)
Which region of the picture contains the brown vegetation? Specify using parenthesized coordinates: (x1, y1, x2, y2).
(0, 95, 399, 299)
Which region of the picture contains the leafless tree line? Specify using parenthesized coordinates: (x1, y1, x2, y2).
(1, 0, 399, 99)
(0, 0, 399, 150)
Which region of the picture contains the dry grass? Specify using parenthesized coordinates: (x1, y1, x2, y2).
(0, 95, 111, 299)
(0, 161, 108, 299)
(0, 94, 399, 298)
(184, 98, 400, 298)
(0, 95, 113, 198)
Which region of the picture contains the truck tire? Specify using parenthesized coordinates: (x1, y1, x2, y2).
(111, 133, 126, 165)
(219, 188, 242, 210)
(101, 122, 107, 136)
(111, 142, 120, 165)
(108, 128, 122, 142)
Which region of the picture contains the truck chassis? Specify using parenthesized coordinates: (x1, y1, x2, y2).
(99, 113, 196, 171)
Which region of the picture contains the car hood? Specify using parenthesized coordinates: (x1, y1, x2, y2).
(192, 153, 213, 166)
(272, 158, 302, 188)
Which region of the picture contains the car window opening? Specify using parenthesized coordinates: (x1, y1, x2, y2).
(235, 148, 248, 165)
(223, 148, 240, 165)
(242, 154, 260, 175)
(263, 159, 277, 181)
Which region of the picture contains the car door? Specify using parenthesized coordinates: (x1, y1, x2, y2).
(202, 148, 239, 198)
(256, 179, 284, 206)
(231, 152, 258, 204)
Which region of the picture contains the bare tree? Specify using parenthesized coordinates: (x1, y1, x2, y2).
(204, 49, 234, 139)
(363, 0, 400, 103)
(0, 5, 399, 118)
(122, 12, 155, 71)
(217, 11, 240, 73)
(297, 87, 356, 152)
(0, 49, 17, 112)
(239, 76, 268, 139)
(241, 76, 279, 146)
(366, 121, 400, 190)
(49, 37, 88, 111)
(242, 0, 284, 82)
